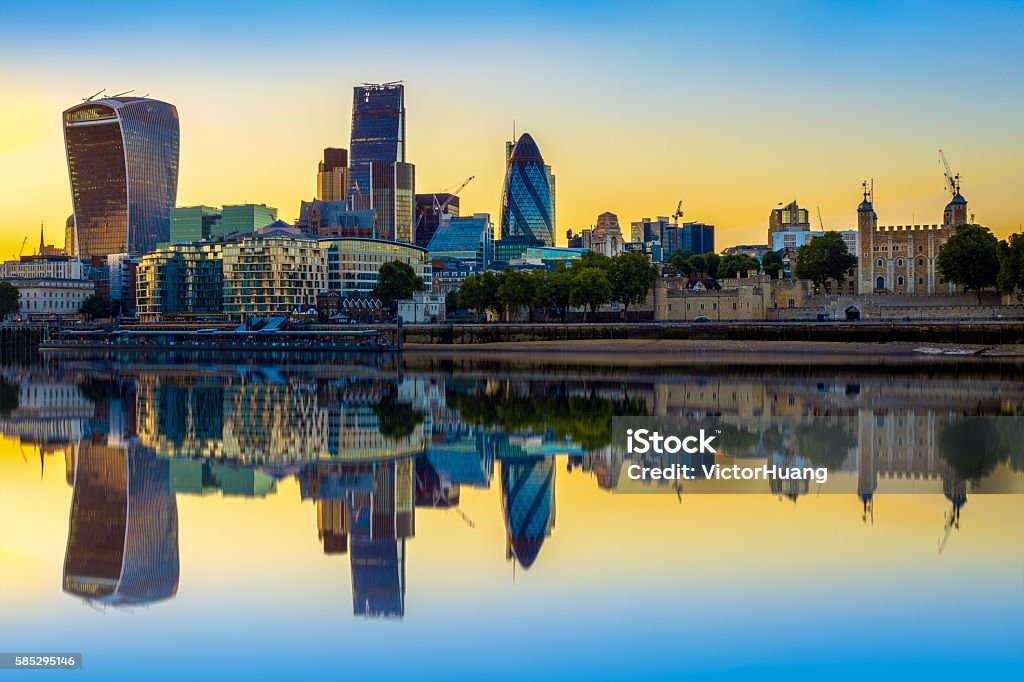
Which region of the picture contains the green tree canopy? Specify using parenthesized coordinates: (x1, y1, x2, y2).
(79, 294, 110, 320)
(686, 254, 708, 276)
(703, 252, 721, 278)
(610, 251, 659, 318)
(793, 231, 857, 294)
(719, 254, 761, 278)
(760, 250, 784, 279)
(496, 269, 534, 321)
(569, 267, 613, 320)
(372, 261, 425, 311)
(669, 249, 695, 274)
(996, 232, 1024, 298)
(542, 266, 574, 321)
(457, 271, 499, 320)
(0, 282, 19, 320)
(937, 224, 1000, 303)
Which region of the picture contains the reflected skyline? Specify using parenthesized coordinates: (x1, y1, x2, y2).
(1, 359, 1021, 617)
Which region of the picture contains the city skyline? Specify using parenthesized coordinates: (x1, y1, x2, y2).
(2, 1, 1023, 260)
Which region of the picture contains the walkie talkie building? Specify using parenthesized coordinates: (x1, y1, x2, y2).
(63, 96, 180, 260)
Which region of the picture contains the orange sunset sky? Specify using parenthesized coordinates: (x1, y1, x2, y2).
(1, 1, 1022, 258)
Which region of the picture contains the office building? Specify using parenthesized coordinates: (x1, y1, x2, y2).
(317, 148, 349, 202)
(64, 214, 77, 258)
(369, 161, 415, 243)
(662, 222, 715, 258)
(218, 204, 277, 237)
(415, 193, 460, 248)
(768, 201, 811, 241)
(349, 83, 405, 208)
(500, 133, 553, 246)
(494, 235, 546, 263)
(63, 96, 180, 260)
(297, 199, 374, 238)
(319, 237, 431, 298)
(1, 255, 92, 317)
(506, 139, 555, 234)
(426, 213, 493, 270)
(170, 206, 221, 243)
(501, 457, 555, 570)
(136, 241, 225, 320)
(632, 216, 672, 244)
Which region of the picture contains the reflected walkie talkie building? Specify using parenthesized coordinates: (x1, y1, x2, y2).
(63, 439, 179, 606)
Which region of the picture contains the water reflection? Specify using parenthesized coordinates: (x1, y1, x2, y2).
(0, 359, 1021, 617)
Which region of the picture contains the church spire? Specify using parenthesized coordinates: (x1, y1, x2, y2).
(39, 221, 45, 254)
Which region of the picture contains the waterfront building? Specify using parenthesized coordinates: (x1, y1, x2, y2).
(349, 83, 406, 208)
(63, 96, 180, 260)
(222, 235, 327, 319)
(317, 148, 349, 202)
(369, 161, 416, 243)
(1, 255, 84, 280)
(429, 257, 480, 295)
(414, 193, 459, 248)
(591, 212, 625, 257)
(426, 213, 493, 270)
(397, 290, 445, 323)
(296, 199, 374, 238)
(856, 182, 962, 295)
(318, 237, 431, 298)
(500, 133, 553, 246)
(107, 253, 140, 312)
(170, 206, 221, 243)
(1, 255, 92, 316)
(136, 240, 225, 320)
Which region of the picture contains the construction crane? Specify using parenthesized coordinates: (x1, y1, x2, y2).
(817, 206, 825, 230)
(938, 148, 961, 198)
(433, 175, 475, 214)
(672, 200, 684, 225)
(17, 236, 28, 258)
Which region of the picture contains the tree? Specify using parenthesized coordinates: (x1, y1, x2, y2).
(445, 289, 460, 314)
(372, 261, 425, 312)
(686, 254, 708, 276)
(542, 266, 573, 321)
(669, 249, 695, 274)
(610, 251, 659, 319)
(457, 271, 499, 321)
(703, 252, 721, 278)
(937, 224, 1000, 303)
(79, 294, 110, 320)
(526, 269, 550, 321)
(719, 254, 761, 278)
(761, 250, 784, 279)
(996, 232, 1024, 298)
(0, 282, 19, 320)
(496, 269, 533, 321)
(793, 231, 857, 294)
(569, 267, 612, 321)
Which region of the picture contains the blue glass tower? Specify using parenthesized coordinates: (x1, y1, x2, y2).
(349, 83, 405, 209)
(63, 96, 180, 260)
(500, 133, 553, 246)
(500, 456, 555, 569)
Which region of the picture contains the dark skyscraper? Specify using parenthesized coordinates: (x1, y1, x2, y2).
(349, 83, 406, 208)
(63, 96, 180, 260)
(414, 193, 460, 248)
(500, 133, 553, 246)
(370, 161, 416, 243)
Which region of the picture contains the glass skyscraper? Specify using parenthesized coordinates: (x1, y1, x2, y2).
(500, 133, 553, 246)
(63, 96, 180, 261)
(349, 83, 405, 208)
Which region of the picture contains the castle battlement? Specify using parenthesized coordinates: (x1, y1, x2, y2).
(876, 224, 943, 232)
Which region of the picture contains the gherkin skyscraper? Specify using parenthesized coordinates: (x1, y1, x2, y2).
(500, 133, 553, 246)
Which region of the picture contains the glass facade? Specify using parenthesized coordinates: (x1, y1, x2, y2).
(64, 97, 180, 260)
(369, 161, 415, 244)
(426, 213, 493, 269)
(136, 241, 225, 319)
(318, 237, 431, 298)
(414, 193, 459, 248)
(170, 206, 221, 243)
(221, 236, 327, 318)
(349, 83, 405, 208)
(217, 204, 277, 237)
(500, 133, 553, 246)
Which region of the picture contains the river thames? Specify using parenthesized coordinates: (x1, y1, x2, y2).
(1, 352, 1022, 680)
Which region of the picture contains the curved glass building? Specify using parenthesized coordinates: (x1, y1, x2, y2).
(63, 96, 180, 260)
(500, 133, 553, 246)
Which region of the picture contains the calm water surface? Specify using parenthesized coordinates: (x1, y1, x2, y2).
(1, 353, 1022, 680)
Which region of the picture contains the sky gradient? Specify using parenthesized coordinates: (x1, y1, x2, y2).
(1, 0, 1022, 257)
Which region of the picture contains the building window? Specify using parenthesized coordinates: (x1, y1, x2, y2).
(897, 276, 904, 286)
(917, 258, 924, 267)
(875, 276, 885, 290)
(876, 259, 883, 267)
(896, 258, 904, 267)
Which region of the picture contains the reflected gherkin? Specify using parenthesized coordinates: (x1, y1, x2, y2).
(501, 456, 555, 569)
(500, 133, 553, 246)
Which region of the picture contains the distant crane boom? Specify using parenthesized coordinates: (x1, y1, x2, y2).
(938, 148, 960, 198)
(672, 200, 684, 225)
(816, 206, 825, 231)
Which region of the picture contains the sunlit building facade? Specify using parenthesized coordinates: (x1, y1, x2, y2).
(500, 133, 553, 246)
(317, 147, 349, 202)
(369, 161, 415, 243)
(136, 241, 225, 320)
(221, 236, 327, 319)
(63, 97, 180, 260)
(426, 213, 493, 270)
